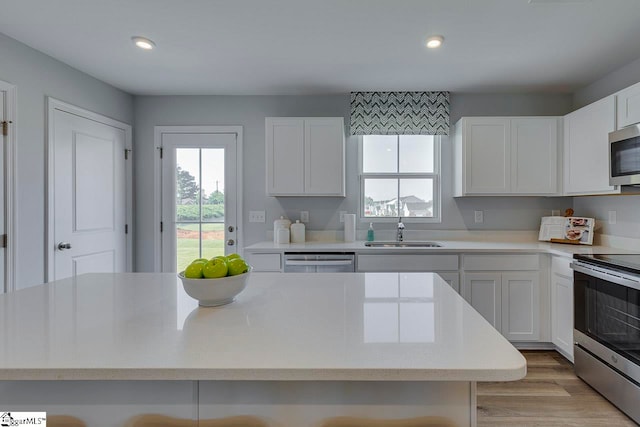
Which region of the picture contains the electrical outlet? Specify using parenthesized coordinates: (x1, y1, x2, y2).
(300, 211, 309, 223)
(551, 210, 561, 216)
(474, 210, 484, 224)
(248, 211, 265, 223)
(608, 210, 617, 225)
(339, 211, 347, 223)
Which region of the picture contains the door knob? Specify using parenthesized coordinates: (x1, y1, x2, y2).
(227, 239, 235, 246)
(57, 242, 72, 250)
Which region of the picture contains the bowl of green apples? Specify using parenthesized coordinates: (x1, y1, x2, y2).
(178, 254, 252, 307)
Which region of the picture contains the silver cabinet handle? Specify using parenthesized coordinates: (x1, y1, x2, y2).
(57, 242, 72, 250)
(227, 239, 235, 246)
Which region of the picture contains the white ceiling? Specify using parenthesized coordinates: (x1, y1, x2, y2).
(2, 0, 640, 95)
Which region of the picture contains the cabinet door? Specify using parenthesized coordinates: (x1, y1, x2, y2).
(437, 272, 460, 294)
(564, 96, 619, 195)
(244, 253, 282, 272)
(501, 272, 540, 341)
(552, 273, 574, 361)
(463, 118, 511, 194)
(617, 82, 640, 129)
(266, 118, 304, 195)
(304, 118, 345, 196)
(462, 272, 502, 330)
(511, 118, 558, 194)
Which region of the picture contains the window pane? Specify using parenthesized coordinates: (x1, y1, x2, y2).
(201, 148, 225, 222)
(201, 223, 225, 260)
(176, 149, 200, 208)
(363, 135, 397, 173)
(399, 135, 434, 173)
(399, 179, 434, 217)
(176, 223, 200, 273)
(364, 179, 398, 217)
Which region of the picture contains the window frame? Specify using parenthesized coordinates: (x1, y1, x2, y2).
(358, 135, 441, 223)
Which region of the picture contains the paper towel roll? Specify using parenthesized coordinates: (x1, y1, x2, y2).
(344, 214, 356, 242)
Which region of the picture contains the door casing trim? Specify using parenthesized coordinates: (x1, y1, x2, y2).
(0, 80, 16, 292)
(46, 97, 133, 282)
(154, 126, 244, 272)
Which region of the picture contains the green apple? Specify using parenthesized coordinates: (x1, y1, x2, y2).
(184, 262, 204, 279)
(203, 258, 228, 278)
(226, 253, 242, 261)
(227, 258, 249, 276)
(192, 258, 209, 264)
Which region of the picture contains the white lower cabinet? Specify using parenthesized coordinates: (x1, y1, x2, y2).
(551, 256, 574, 361)
(356, 254, 460, 293)
(462, 254, 541, 342)
(462, 272, 502, 329)
(245, 252, 282, 272)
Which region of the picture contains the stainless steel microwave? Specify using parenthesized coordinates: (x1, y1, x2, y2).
(610, 124, 640, 186)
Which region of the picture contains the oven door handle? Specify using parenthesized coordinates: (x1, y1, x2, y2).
(571, 262, 640, 291)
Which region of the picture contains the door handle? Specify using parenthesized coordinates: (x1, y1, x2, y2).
(227, 239, 235, 246)
(57, 242, 72, 250)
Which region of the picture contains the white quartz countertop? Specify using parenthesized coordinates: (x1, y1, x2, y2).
(244, 239, 632, 257)
(0, 272, 525, 382)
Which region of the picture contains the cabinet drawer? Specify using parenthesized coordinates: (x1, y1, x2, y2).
(357, 254, 459, 272)
(463, 254, 539, 271)
(552, 255, 573, 278)
(245, 253, 282, 272)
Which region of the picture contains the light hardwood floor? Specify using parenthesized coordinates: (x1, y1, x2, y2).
(478, 351, 638, 426)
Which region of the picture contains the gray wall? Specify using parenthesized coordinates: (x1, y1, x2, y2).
(134, 93, 573, 272)
(0, 33, 134, 289)
(571, 57, 640, 238)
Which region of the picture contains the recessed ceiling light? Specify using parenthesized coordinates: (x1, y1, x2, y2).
(425, 36, 444, 49)
(132, 36, 156, 50)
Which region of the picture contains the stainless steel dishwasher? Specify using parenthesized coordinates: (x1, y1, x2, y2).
(283, 253, 356, 273)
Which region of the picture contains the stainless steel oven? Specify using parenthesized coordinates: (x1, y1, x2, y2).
(572, 254, 640, 424)
(610, 124, 640, 186)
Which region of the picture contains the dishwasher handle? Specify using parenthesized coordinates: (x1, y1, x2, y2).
(285, 260, 354, 266)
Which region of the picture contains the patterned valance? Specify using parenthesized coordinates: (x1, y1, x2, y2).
(350, 91, 450, 135)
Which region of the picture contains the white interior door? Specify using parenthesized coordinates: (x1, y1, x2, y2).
(50, 107, 128, 281)
(161, 132, 239, 273)
(0, 91, 5, 292)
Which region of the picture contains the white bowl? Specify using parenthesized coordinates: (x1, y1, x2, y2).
(178, 268, 251, 307)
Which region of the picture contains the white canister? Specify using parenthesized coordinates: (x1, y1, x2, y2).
(273, 216, 291, 243)
(276, 227, 290, 244)
(344, 214, 356, 242)
(290, 220, 306, 243)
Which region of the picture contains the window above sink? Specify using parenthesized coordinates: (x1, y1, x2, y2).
(359, 135, 441, 223)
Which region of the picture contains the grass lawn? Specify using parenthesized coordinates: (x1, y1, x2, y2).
(176, 223, 225, 272)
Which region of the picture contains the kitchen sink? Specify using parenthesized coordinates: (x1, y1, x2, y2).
(364, 241, 442, 248)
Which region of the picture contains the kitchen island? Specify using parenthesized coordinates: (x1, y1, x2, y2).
(0, 272, 525, 426)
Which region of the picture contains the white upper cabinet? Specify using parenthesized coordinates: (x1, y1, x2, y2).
(563, 95, 620, 196)
(617, 81, 640, 129)
(453, 117, 559, 196)
(266, 117, 345, 196)
(511, 118, 558, 194)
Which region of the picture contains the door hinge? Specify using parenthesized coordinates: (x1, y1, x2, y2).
(159, 147, 164, 159)
(0, 234, 6, 248)
(125, 224, 129, 234)
(124, 149, 132, 160)
(1, 121, 11, 137)
(160, 221, 164, 232)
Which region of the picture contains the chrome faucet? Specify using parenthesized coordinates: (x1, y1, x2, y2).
(396, 217, 405, 242)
